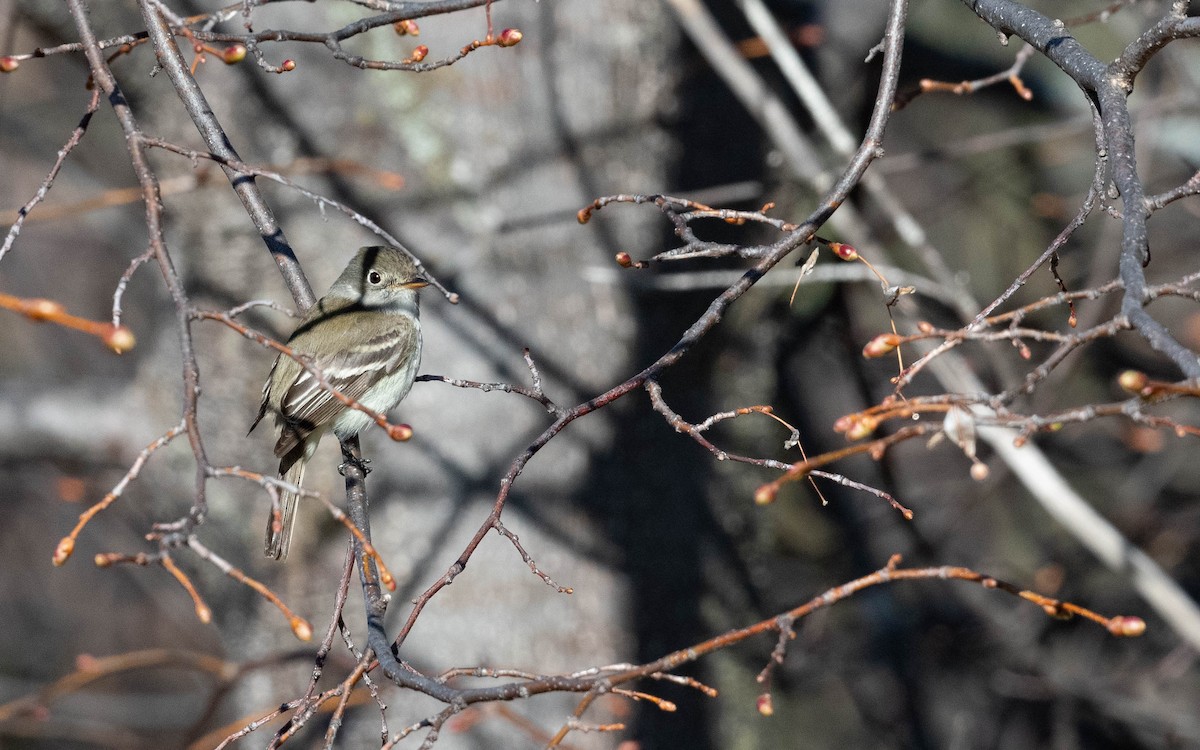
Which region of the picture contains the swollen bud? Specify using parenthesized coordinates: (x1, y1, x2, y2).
(615, 252, 633, 268)
(844, 415, 878, 441)
(53, 537, 75, 566)
(103, 325, 136, 354)
(828, 242, 858, 261)
(195, 602, 213, 624)
(754, 484, 777, 506)
(26, 298, 65, 320)
(1107, 615, 1146, 637)
(1117, 370, 1148, 394)
(862, 333, 901, 358)
(393, 19, 420, 36)
(410, 45, 429, 62)
(0, 56, 18, 73)
(280, 59, 296, 72)
(291, 616, 314, 641)
(497, 28, 524, 47)
(221, 44, 247, 64)
(756, 693, 774, 716)
(387, 422, 414, 441)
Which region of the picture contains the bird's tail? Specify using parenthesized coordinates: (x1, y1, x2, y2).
(265, 459, 305, 561)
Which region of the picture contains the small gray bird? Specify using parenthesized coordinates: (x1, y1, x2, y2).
(251, 246, 428, 560)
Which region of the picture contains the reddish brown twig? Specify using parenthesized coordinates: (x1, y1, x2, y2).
(193, 309, 416, 443)
(0, 292, 136, 353)
(53, 422, 187, 565)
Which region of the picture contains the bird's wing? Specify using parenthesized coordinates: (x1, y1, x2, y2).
(273, 311, 418, 459)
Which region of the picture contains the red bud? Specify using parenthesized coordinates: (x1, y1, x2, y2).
(497, 28, 524, 47)
(221, 44, 247, 64)
(829, 242, 858, 261)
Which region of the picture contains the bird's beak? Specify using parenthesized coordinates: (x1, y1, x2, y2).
(402, 277, 430, 290)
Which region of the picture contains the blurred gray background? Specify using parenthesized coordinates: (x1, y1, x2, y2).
(2, 0, 1200, 748)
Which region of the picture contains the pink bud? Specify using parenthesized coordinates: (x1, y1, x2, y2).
(497, 28, 524, 47)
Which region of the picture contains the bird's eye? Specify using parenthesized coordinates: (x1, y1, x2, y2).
(367, 270, 383, 285)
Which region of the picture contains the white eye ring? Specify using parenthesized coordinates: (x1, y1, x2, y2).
(367, 270, 383, 285)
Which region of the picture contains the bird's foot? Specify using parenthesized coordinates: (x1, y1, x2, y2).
(338, 456, 372, 476)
